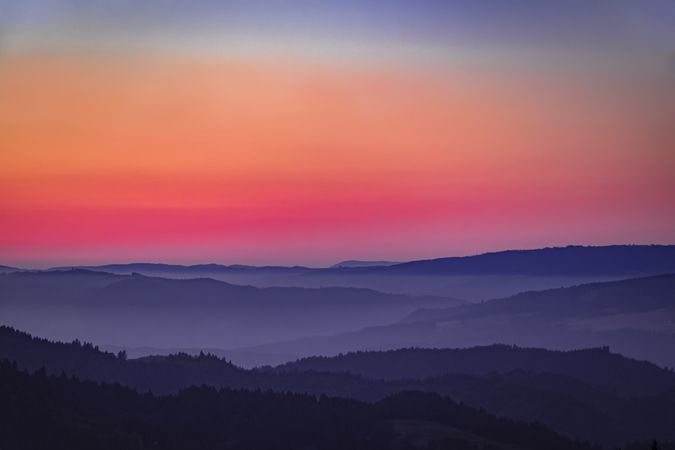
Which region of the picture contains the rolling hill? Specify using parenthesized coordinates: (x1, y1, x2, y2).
(1, 357, 600, 450)
(3, 326, 675, 446)
(278, 345, 675, 397)
(0, 269, 460, 350)
(0, 265, 20, 273)
(247, 274, 675, 367)
(55, 245, 675, 300)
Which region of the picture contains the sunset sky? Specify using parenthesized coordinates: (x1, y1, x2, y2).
(1, 1, 674, 267)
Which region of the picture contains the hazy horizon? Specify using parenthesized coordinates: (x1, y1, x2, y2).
(2, 242, 675, 269)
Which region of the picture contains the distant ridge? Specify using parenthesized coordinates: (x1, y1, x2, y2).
(375, 244, 675, 276)
(8, 244, 675, 300)
(246, 273, 675, 367)
(49, 262, 311, 273)
(0, 269, 460, 350)
(331, 260, 400, 268)
(42, 244, 675, 275)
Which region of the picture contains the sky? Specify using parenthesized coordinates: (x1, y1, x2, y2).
(1, 0, 674, 267)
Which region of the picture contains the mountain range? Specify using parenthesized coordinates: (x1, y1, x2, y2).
(2, 356, 602, 450)
(0, 269, 459, 351)
(3, 244, 675, 447)
(2, 325, 675, 446)
(36, 245, 675, 300)
(244, 274, 675, 367)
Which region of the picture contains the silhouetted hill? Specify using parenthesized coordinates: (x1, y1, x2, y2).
(248, 274, 675, 367)
(3, 326, 675, 446)
(404, 273, 675, 322)
(392, 371, 675, 446)
(332, 260, 400, 268)
(0, 270, 460, 349)
(0, 265, 20, 273)
(0, 359, 596, 450)
(279, 345, 675, 397)
(53, 262, 312, 274)
(374, 245, 675, 276)
(100, 343, 296, 368)
(0, 325, 380, 398)
(48, 262, 317, 291)
(40, 245, 675, 300)
(84, 245, 671, 277)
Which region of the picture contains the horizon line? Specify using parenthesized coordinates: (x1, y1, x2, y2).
(3, 242, 674, 271)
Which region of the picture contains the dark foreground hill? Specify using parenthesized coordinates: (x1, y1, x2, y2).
(3, 326, 675, 446)
(278, 345, 675, 397)
(249, 274, 675, 367)
(0, 359, 597, 450)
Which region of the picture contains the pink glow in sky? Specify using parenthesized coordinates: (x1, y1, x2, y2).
(1, 2, 675, 266)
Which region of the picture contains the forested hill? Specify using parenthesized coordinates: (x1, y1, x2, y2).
(0, 359, 597, 450)
(254, 273, 675, 368)
(278, 345, 675, 397)
(3, 325, 675, 446)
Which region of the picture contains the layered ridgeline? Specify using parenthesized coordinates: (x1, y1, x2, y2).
(3, 270, 675, 368)
(248, 274, 675, 367)
(2, 326, 675, 446)
(0, 359, 601, 450)
(278, 346, 675, 397)
(49, 245, 675, 300)
(0, 269, 459, 354)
